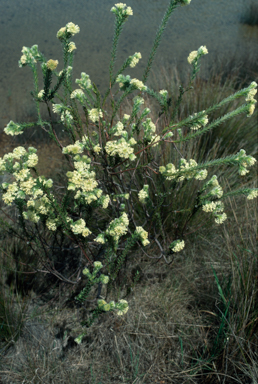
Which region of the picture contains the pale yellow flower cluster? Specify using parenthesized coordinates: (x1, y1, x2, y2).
(246, 82, 257, 117)
(171, 240, 185, 253)
(22, 187, 55, 224)
(70, 218, 91, 237)
(138, 185, 149, 203)
(116, 299, 129, 315)
(46, 219, 58, 231)
(116, 74, 131, 89)
(76, 73, 93, 90)
(75, 189, 101, 204)
(61, 110, 73, 125)
(236, 149, 257, 176)
(1, 147, 56, 226)
(111, 3, 133, 16)
(105, 138, 136, 160)
(38, 90, 44, 99)
(0, 159, 6, 172)
(66, 162, 98, 193)
(19, 46, 37, 67)
(198, 46, 208, 55)
(70, 89, 85, 101)
(200, 176, 223, 201)
(62, 141, 84, 155)
(68, 42, 76, 53)
(2, 183, 19, 205)
(150, 135, 161, 148)
(4, 121, 22, 136)
(200, 177, 227, 224)
(159, 159, 208, 182)
(130, 78, 147, 91)
(83, 262, 109, 284)
(56, 23, 79, 44)
(66, 22, 80, 36)
(105, 212, 129, 243)
(93, 144, 102, 154)
(97, 298, 129, 316)
(46, 59, 58, 71)
(189, 111, 209, 130)
(12, 147, 27, 159)
(202, 200, 224, 213)
(102, 195, 110, 208)
(187, 51, 198, 65)
(94, 233, 106, 244)
(0, 147, 45, 206)
(159, 89, 168, 97)
(114, 121, 127, 136)
(65, 152, 110, 208)
(14, 168, 31, 181)
(56, 27, 66, 39)
(123, 114, 130, 121)
(247, 189, 258, 200)
(135, 226, 149, 246)
(27, 194, 52, 216)
(187, 45, 208, 64)
(246, 88, 257, 102)
(129, 52, 142, 68)
(142, 118, 157, 142)
(89, 108, 103, 123)
(52, 104, 65, 114)
(202, 201, 219, 212)
(214, 213, 227, 224)
(195, 170, 208, 180)
(210, 185, 223, 198)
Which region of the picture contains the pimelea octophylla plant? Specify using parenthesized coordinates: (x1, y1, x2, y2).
(0, 0, 257, 342)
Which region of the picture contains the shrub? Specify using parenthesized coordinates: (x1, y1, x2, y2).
(0, 0, 257, 342)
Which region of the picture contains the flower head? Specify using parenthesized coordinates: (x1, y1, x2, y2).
(116, 299, 129, 316)
(130, 78, 147, 91)
(198, 45, 208, 55)
(135, 226, 149, 246)
(4, 121, 23, 136)
(66, 22, 80, 36)
(27, 153, 38, 167)
(76, 72, 93, 90)
(68, 42, 77, 53)
(159, 89, 168, 97)
(170, 239, 185, 253)
(46, 59, 58, 71)
(187, 50, 198, 64)
(247, 189, 258, 200)
(57, 27, 66, 39)
(111, 3, 133, 16)
(247, 100, 256, 117)
(214, 212, 227, 224)
(188, 45, 208, 64)
(89, 108, 103, 123)
(129, 52, 142, 68)
(38, 90, 44, 99)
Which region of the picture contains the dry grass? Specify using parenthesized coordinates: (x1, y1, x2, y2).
(0, 199, 256, 383)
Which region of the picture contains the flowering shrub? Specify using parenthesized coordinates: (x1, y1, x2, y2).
(0, 1, 257, 342)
